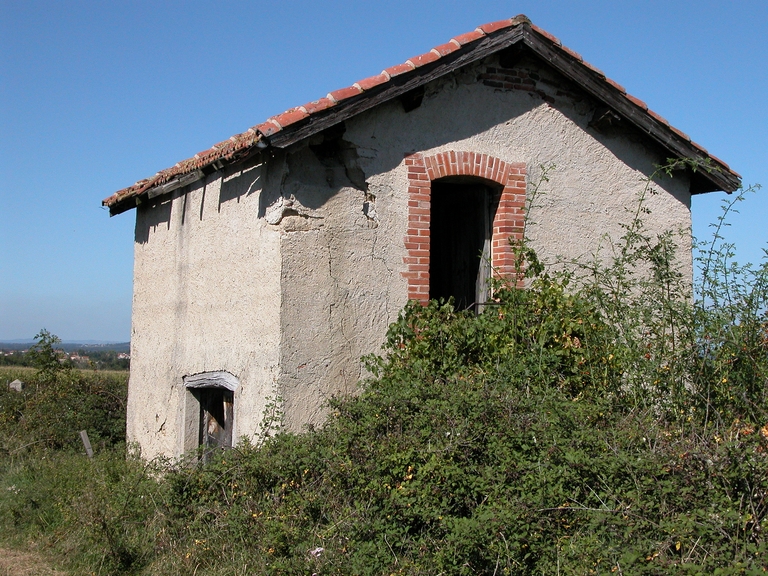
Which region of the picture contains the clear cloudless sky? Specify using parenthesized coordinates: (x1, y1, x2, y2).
(1, 0, 766, 342)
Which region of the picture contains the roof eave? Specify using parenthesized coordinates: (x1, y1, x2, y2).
(104, 17, 740, 215)
(519, 26, 740, 193)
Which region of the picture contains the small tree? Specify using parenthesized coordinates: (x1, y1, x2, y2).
(27, 329, 70, 381)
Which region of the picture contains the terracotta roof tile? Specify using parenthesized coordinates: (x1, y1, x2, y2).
(647, 109, 670, 127)
(477, 19, 515, 34)
(580, 60, 605, 78)
(452, 29, 485, 46)
(255, 120, 281, 137)
(355, 73, 390, 91)
(104, 15, 739, 212)
(407, 50, 440, 68)
(302, 98, 335, 114)
(708, 153, 737, 174)
(625, 94, 648, 111)
(211, 138, 233, 150)
(530, 24, 561, 46)
(270, 107, 310, 129)
(690, 141, 708, 154)
(670, 125, 691, 142)
(383, 62, 416, 78)
(605, 77, 627, 94)
(328, 85, 363, 103)
(433, 40, 461, 57)
(561, 45, 583, 62)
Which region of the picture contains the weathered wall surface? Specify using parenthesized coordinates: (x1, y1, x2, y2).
(274, 141, 405, 432)
(128, 52, 693, 455)
(274, 54, 692, 432)
(128, 157, 282, 459)
(350, 54, 692, 275)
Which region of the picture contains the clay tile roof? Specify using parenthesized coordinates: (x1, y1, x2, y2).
(383, 62, 415, 78)
(530, 24, 561, 46)
(452, 29, 485, 46)
(477, 19, 516, 34)
(605, 77, 627, 94)
(355, 73, 389, 91)
(302, 98, 335, 115)
(328, 85, 363, 103)
(407, 50, 441, 68)
(270, 107, 310, 130)
(104, 14, 740, 215)
(432, 41, 461, 57)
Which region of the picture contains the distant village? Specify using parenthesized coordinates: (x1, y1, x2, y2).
(0, 344, 130, 371)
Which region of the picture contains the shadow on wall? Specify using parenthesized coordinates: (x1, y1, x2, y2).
(134, 193, 173, 244)
(134, 51, 689, 244)
(218, 160, 265, 209)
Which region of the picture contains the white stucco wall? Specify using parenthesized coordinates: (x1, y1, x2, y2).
(128, 158, 282, 459)
(128, 53, 693, 456)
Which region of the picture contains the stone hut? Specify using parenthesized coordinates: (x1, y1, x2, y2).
(103, 16, 740, 459)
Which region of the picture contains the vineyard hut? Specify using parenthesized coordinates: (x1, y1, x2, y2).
(103, 16, 740, 459)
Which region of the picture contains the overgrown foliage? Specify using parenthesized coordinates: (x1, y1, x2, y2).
(0, 331, 127, 454)
(0, 168, 766, 574)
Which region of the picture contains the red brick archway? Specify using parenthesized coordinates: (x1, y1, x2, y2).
(403, 151, 526, 304)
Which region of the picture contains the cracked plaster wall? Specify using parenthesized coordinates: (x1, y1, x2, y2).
(276, 55, 691, 433)
(128, 53, 693, 456)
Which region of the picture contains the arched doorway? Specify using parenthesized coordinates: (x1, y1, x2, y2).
(429, 179, 499, 311)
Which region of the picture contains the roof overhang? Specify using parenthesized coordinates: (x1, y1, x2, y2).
(103, 16, 741, 216)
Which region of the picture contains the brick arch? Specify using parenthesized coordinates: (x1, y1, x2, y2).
(403, 151, 527, 304)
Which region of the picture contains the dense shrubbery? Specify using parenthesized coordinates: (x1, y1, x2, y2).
(0, 172, 766, 574)
(0, 331, 127, 453)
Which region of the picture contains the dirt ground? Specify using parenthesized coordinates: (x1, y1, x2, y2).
(0, 548, 63, 576)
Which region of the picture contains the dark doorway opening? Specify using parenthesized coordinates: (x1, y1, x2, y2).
(192, 387, 234, 454)
(430, 180, 495, 311)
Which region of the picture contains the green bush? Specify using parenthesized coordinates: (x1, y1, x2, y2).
(0, 331, 127, 454)
(1, 168, 766, 574)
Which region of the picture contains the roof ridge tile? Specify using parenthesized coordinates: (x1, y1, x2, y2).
(302, 98, 335, 115)
(432, 41, 461, 57)
(453, 29, 485, 46)
(625, 93, 649, 111)
(384, 62, 416, 78)
(327, 85, 363, 104)
(407, 50, 440, 68)
(605, 77, 627, 94)
(530, 24, 561, 46)
(477, 19, 515, 34)
(561, 45, 583, 62)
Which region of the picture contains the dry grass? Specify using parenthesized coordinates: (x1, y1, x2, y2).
(0, 366, 128, 385)
(0, 548, 64, 576)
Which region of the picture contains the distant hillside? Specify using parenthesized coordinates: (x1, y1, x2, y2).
(0, 341, 130, 353)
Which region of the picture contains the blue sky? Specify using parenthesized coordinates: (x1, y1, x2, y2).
(1, 1, 766, 342)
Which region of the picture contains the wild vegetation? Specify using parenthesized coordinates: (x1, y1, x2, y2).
(0, 167, 765, 575)
(0, 345, 129, 371)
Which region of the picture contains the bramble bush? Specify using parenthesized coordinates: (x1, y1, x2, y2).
(0, 164, 766, 574)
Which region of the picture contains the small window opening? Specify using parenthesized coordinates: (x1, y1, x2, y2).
(430, 180, 497, 312)
(184, 371, 238, 459)
(194, 387, 234, 451)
